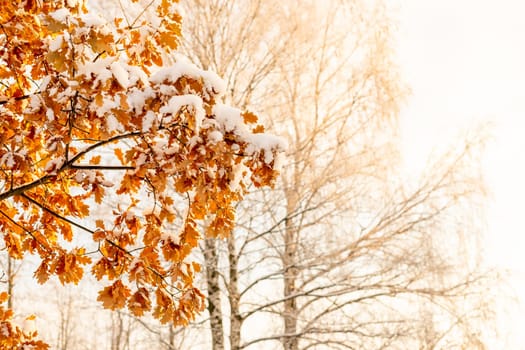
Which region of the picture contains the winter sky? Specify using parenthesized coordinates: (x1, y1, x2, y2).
(397, 0, 525, 345)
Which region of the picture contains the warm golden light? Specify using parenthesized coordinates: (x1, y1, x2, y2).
(398, 0, 525, 347)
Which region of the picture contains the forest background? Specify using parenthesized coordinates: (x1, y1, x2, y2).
(1, 0, 523, 349)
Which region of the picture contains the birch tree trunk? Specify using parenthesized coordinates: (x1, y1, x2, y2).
(282, 185, 300, 350)
(204, 238, 225, 350)
(6, 256, 13, 309)
(227, 236, 242, 350)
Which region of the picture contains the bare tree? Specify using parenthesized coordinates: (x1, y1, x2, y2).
(56, 286, 76, 350)
(39, 280, 109, 350)
(179, 1, 304, 348)
(110, 310, 134, 350)
(84, 1, 497, 349)
(0, 255, 17, 309)
(178, 1, 496, 350)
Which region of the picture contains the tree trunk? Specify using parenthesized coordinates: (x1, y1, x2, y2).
(6, 256, 13, 309)
(168, 325, 176, 349)
(228, 235, 242, 350)
(111, 311, 129, 350)
(283, 188, 299, 350)
(58, 299, 71, 350)
(204, 238, 225, 350)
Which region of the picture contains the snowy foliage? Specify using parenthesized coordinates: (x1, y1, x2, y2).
(0, 0, 285, 347)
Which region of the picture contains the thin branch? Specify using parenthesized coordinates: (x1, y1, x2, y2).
(70, 164, 135, 170)
(20, 193, 96, 234)
(0, 131, 140, 201)
(0, 91, 41, 105)
(0, 207, 49, 252)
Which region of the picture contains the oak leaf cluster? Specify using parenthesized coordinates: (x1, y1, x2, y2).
(0, 0, 284, 345)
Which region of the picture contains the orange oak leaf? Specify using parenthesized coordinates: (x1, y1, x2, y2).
(97, 280, 132, 310)
(0, 0, 283, 337)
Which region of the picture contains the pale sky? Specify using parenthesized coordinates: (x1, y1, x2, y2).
(397, 0, 525, 346)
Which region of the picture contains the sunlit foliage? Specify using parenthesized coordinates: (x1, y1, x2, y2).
(0, 0, 284, 345)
